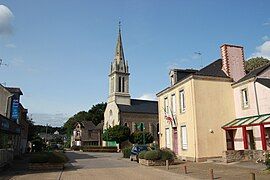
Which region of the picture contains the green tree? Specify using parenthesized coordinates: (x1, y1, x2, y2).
(88, 103, 106, 126)
(245, 57, 269, 74)
(129, 131, 154, 144)
(102, 125, 130, 144)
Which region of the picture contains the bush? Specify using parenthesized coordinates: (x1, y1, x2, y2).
(129, 131, 154, 144)
(144, 150, 161, 160)
(122, 147, 132, 158)
(160, 149, 175, 161)
(29, 152, 68, 164)
(138, 151, 147, 159)
(71, 145, 81, 151)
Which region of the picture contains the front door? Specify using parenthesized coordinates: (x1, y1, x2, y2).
(226, 130, 235, 150)
(247, 130, 255, 150)
(173, 128, 178, 154)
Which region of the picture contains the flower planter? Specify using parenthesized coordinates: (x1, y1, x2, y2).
(139, 158, 174, 166)
(29, 163, 64, 171)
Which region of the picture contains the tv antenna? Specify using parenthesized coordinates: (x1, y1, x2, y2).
(0, 59, 8, 67)
(194, 52, 203, 68)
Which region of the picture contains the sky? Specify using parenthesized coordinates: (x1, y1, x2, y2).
(0, 0, 270, 126)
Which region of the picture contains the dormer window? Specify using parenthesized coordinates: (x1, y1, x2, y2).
(241, 88, 249, 108)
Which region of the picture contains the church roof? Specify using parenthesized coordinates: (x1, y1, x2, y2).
(117, 99, 158, 114)
(114, 22, 125, 63)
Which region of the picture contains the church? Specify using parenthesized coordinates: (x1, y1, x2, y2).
(103, 24, 159, 146)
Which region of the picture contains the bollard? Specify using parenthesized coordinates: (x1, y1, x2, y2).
(184, 165, 187, 174)
(166, 160, 169, 170)
(210, 169, 214, 180)
(250, 173, 255, 180)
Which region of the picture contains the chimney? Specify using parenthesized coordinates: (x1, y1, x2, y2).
(221, 44, 246, 82)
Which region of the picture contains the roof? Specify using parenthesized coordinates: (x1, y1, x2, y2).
(222, 113, 270, 129)
(5, 87, 23, 95)
(95, 121, 104, 130)
(78, 120, 103, 130)
(236, 63, 270, 84)
(174, 69, 198, 82)
(195, 59, 229, 78)
(257, 78, 270, 88)
(117, 99, 158, 114)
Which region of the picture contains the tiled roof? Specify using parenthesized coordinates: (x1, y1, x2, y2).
(257, 78, 270, 88)
(235, 63, 270, 84)
(195, 59, 229, 78)
(117, 99, 158, 114)
(175, 69, 198, 83)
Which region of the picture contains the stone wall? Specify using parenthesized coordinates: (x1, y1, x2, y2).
(223, 150, 270, 163)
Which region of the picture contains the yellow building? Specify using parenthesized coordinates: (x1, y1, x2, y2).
(157, 44, 246, 162)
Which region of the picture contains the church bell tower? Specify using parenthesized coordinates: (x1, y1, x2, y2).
(108, 22, 131, 105)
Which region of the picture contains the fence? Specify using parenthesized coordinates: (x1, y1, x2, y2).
(0, 149, 13, 167)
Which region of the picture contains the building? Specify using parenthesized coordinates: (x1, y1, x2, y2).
(71, 121, 103, 147)
(103, 25, 158, 147)
(157, 44, 248, 162)
(223, 63, 270, 151)
(0, 84, 29, 166)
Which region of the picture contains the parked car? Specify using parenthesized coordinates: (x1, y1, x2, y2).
(130, 145, 149, 162)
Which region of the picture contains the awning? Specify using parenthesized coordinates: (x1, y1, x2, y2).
(222, 113, 270, 129)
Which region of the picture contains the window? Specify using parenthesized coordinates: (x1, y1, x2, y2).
(164, 97, 169, 115)
(171, 94, 176, 115)
(181, 125, 188, 150)
(111, 77, 114, 93)
(122, 77, 125, 92)
(179, 90, 186, 113)
(118, 77, 122, 92)
(242, 89, 249, 108)
(124, 122, 128, 127)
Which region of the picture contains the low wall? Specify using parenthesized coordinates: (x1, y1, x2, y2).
(29, 163, 64, 170)
(0, 149, 13, 167)
(82, 146, 118, 152)
(223, 150, 270, 163)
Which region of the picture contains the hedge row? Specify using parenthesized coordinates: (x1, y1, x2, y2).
(139, 149, 175, 161)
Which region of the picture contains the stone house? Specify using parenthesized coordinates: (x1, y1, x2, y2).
(71, 121, 103, 147)
(103, 25, 158, 147)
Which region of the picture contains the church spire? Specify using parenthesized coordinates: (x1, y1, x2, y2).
(114, 21, 125, 63)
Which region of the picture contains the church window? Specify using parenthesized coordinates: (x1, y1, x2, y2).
(118, 77, 122, 92)
(122, 77, 125, 92)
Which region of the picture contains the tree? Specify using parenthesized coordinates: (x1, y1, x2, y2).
(245, 57, 269, 74)
(129, 131, 154, 144)
(88, 103, 106, 126)
(102, 125, 130, 144)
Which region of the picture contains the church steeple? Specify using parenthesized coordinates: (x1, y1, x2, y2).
(111, 21, 129, 74)
(114, 21, 125, 64)
(108, 22, 130, 105)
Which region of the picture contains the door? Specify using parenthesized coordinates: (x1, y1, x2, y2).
(226, 130, 235, 150)
(173, 128, 178, 154)
(247, 130, 255, 150)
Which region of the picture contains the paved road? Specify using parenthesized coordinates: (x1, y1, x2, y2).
(61, 151, 195, 180)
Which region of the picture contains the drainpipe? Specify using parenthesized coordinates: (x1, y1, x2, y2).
(5, 94, 13, 117)
(253, 78, 260, 115)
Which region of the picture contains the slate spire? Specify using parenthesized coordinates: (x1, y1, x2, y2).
(114, 21, 125, 64)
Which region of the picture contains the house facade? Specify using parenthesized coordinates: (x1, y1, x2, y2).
(157, 44, 247, 162)
(223, 63, 270, 151)
(103, 25, 158, 147)
(71, 121, 103, 147)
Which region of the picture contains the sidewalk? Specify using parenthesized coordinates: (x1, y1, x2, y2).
(154, 160, 270, 180)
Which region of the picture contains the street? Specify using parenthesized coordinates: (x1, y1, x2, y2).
(0, 151, 194, 180)
(61, 151, 194, 180)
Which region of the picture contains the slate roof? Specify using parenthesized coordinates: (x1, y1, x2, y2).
(257, 78, 270, 88)
(236, 63, 270, 84)
(5, 87, 23, 95)
(174, 69, 198, 83)
(79, 121, 103, 130)
(195, 59, 229, 78)
(117, 99, 158, 114)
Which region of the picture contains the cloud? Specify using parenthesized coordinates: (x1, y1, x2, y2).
(251, 41, 270, 59)
(137, 93, 157, 101)
(30, 113, 69, 127)
(5, 43, 16, 48)
(0, 5, 14, 36)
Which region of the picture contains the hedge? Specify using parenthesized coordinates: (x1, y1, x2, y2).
(122, 147, 132, 158)
(144, 150, 161, 160)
